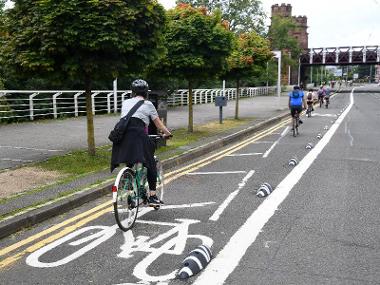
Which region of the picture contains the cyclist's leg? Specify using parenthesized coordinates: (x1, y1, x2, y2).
(144, 138, 161, 205)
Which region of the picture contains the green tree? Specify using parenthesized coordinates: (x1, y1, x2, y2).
(2, 0, 166, 154)
(177, 0, 266, 34)
(268, 15, 301, 69)
(159, 3, 234, 132)
(0, 0, 6, 87)
(224, 32, 272, 119)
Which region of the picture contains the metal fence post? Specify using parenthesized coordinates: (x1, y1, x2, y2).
(74, 92, 84, 117)
(107, 92, 113, 114)
(52, 92, 62, 119)
(91, 92, 99, 115)
(29, 92, 39, 120)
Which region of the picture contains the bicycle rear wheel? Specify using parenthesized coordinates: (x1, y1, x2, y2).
(154, 157, 164, 210)
(113, 168, 139, 231)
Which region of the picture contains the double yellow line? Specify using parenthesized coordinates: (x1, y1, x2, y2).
(0, 117, 290, 269)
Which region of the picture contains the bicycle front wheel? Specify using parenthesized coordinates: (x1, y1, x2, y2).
(113, 168, 139, 231)
(155, 157, 164, 209)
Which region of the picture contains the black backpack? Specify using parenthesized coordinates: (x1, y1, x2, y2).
(108, 100, 144, 144)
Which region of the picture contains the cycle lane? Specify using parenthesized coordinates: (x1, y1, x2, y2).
(0, 93, 352, 285)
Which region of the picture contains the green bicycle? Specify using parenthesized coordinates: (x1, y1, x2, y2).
(112, 135, 165, 232)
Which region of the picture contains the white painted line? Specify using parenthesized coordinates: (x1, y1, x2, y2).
(0, 158, 33, 163)
(226, 153, 263, 157)
(187, 171, 247, 175)
(312, 113, 338, 117)
(194, 90, 355, 285)
(0, 145, 64, 152)
(209, 170, 255, 221)
(251, 140, 274, 144)
(262, 126, 289, 158)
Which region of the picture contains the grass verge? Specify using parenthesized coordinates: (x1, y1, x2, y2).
(0, 117, 255, 216)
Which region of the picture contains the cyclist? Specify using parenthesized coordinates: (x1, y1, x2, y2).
(110, 79, 172, 205)
(325, 86, 331, 106)
(317, 85, 325, 105)
(306, 89, 314, 112)
(288, 85, 307, 127)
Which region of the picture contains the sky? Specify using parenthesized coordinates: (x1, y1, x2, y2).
(158, 0, 380, 49)
(4, 0, 380, 49)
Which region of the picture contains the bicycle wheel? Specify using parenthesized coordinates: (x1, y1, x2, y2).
(292, 117, 296, 137)
(154, 157, 164, 210)
(113, 168, 139, 231)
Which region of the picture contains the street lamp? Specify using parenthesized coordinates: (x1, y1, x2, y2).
(272, 50, 282, 98)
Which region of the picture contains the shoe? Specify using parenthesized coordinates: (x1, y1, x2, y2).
(299, 119, 303, 124)
(127, 196, 136, 209)
(148, 195, 163, 205)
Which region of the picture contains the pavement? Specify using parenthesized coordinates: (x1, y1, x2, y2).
(0, 86, 366, 239)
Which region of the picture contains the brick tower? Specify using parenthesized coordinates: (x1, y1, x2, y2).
(270, 3, 309, 85)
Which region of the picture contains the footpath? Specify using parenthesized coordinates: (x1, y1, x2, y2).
(0, 94, 291, 239)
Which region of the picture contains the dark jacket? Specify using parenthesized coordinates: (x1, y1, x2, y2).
(110, 118, 155, 173)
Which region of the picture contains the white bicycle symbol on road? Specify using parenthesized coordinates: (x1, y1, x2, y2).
(26, 202, 214, 284)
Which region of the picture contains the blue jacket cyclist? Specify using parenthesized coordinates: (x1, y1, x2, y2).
(288, 85, 307, 123)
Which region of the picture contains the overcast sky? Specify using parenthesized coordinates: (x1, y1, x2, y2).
(158, 0, 380, 49)
(4, 0, 379, 49)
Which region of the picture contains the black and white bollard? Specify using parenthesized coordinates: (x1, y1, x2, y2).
(288, 158, 298, 166)
(316, 133, 323, 139)
(306, 143, 313, 150)
(177, 244, 212, 280)
(256, 182, 273, 198)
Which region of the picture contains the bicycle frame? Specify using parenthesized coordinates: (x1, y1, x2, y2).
(112, 164, 147, 204)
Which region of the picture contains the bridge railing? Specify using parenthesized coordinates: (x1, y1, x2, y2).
(300, 45, 380, 65)
(0, 86, 276, 122)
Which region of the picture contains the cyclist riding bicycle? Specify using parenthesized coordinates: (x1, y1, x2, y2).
(317, 85, 325, 103)
(325, 86, 331, 97)
(288, 85, 307, 126)
(306, 89, 314, 111)
(110, 79, 172, 205)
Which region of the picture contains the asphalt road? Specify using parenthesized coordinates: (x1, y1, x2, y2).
(0, 95, 288, 170)
(0, 88, 379, 285)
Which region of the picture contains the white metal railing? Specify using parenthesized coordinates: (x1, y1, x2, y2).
(0, 90, 132, 121)
(0, 86, 276, 121)
(167, 86, 276, 107)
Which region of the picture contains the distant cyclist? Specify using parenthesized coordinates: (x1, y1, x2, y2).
(306, 89, 314, 112)
(324, 86, 331, 107)
(317, 85, 325, 106)
(288, 85, 307, 125)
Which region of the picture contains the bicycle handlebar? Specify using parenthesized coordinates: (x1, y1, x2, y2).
(148, 134, 173, 140)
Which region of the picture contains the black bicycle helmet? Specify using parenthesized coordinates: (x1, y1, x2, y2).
(293, 85, 300, 90)
(131, 79, 149, 97)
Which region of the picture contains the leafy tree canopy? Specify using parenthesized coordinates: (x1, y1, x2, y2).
(268, 15, 301, 66)
(2, 0, 166, 84)
(176, 0, 266, 34)
(225, 31, 272, 80)
(159, 3, 235, 82)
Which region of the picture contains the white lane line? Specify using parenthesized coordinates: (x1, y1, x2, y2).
(262, 126, 289, 158)
(226, 153, 263, 157)
(209, 170, 255, 222)
(194, 90, 355, 285)
(187, 171, 247, 175)
(0, 158, 33, 163)
(251, 141, 274, 144)
(0, 145, 64, 152)
(312, 113, 338, 117)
